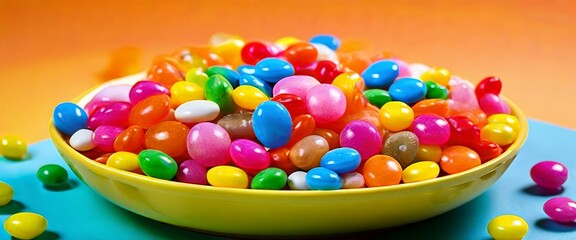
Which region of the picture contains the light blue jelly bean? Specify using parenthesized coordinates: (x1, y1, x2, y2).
(239, 74, 273, 97)
(320, 147, 361, 174)
(53, 102, 88, 136)
(306, 167, 342, 190)
(206, 66, 240, 88)
(254, 58, 295, 83)
(252, 101, 292, 149)
(389, 77, 428, 105)
(237, 64, 256, 75)
(309, 34, 341, 51)
(361, 60, 399, 89)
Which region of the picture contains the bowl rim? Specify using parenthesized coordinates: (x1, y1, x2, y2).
(48, 73, 529, 198)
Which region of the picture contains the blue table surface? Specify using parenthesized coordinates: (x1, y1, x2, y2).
(1, 119, 576, 240)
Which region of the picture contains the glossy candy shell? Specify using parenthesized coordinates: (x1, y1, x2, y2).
(48, 73, 528, 236)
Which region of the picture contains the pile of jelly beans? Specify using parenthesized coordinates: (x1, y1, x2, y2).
(52, 33, 522, 191)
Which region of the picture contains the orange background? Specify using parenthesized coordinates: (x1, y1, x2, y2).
(1, 0, 575, 143)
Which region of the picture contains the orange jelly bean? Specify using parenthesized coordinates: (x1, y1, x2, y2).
(269, 147, 298, 175)
(287, 114, 316, 146)
(147, 56, 185, 89)
(94, 152, 113, 164)
(284, 42, 318, 67)
(440, 146, 481, 174)
(338, 51, 371, 73)
(412, 99, 449, 117)
(363, 155, 402, 187)
(311, 128, 340, 149)
(144, 121, 190, 157)
(129, 94, 171, 129)
(114, 125, 146, 153)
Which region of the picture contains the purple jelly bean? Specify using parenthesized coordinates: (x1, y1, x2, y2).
(129, 80, 170, 104)
(340, 120, 382, 161)
(176, 159, 209, 185)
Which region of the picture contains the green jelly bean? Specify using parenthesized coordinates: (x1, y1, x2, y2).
(185, 67, 209, 89)
(363, 89, 392, 108)
(425, 80, 448, 99)
(205, 74, 237, 114)
(251, 168, 288, 190)
(37, 164, 68, 186)
(138, 149, 178, 180)
(205, 66, 240, 88)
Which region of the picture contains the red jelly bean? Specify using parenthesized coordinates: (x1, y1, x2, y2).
(446, 116, 481, 147)
(312, 60, 342, 84)
(114, 125, 146, 153)
(145, 121, 190, 157)
(475, 76, 502, 99)
(271, 93, 307, 120)
(128, 94, 171, 129)
(284, 42, 318, 67)
(241, 42, 273, 65)
(287, 114, 316, 146)
(269, 147, 298, 175)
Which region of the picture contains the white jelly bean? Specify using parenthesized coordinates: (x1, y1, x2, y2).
(69, 129, 96, 151)
(341, 172, 365, 189)
(175, 100, 220, 124)
(288, 171, 308, 190)
(311, 43, 339, 64)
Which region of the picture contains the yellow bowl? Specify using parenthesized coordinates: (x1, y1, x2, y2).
(48, 73, 528, 237)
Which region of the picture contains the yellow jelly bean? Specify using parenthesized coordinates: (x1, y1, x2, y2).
(180, 53, 208, 72)
(379, 101, 414, 132)
(231, 85, 269, 110)
(0, 181, 14, 206)
(211, 38, 245, 68)
(402, 161, 440, 183)
(207, 166, 248, 188)
(332, 72, 364, 94)
(420, 66, 451, 86)
(275, 36, 302, 50)
(170, 81, 205, 108)
(4, 212, 47, 240)
(487, 214, 528, 240)
(185, 67, 209, 89)
(487, 114, 521, 134)
(0, 135, 27, 160)
(415, 144, 442, 163)
(106, 151, 140, 173)
(481, 123, 517, 146)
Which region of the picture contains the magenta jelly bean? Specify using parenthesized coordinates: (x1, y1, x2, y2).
(530, 161, 568, 190)
(129, 80, 170, 104)
(478, 93, 511, 116)
(229, 139, 271, 172)
(544, 197, 576, 223)
(340, 120, 382, 161)
(187, 122, 231, 167)
(306, 84, 347, 124)
(389, 58, 411, 78)
(92, 125, 124, 152)
(272, 75, 320, 99)
(84, 84, 132, 114)
(89, 102, 132, 129)
(410, 114, 451, 145)
(176, 159, 209, 185)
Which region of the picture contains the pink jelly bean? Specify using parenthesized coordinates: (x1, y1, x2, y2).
(410, 114, 450, 145)
(92, 125, 124, 152)
(85, 84, 132, 114)
(273, 75, 320, 99)
(129, 80, 170, 104)
(306, 84, 346, 124)
(176, 159, 209, 185)
(544, 197, 576, 223)
(448, 81, 480, 114)
(478, 93, 511, 116)
(389, 58, 411, 78)
(340, 120, 382, 161)
(229, 139, 271, 172)
(530, 161, 568, 190)
(187, 122, 231, 167)
(89, 102, 133, 130)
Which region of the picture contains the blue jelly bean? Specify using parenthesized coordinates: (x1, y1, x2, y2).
(389, 77, 428, 105)
(206, 66, 240, 88)
(252, 101, 292, 148)
(254, 58, 295, 83)
(320, 147, 361, 174)
(361, 60, 399, 89)
(239, 74, 273, 97)
(306, 167, 342, 190)
(309, 34, 341, 51)
(237, 64, 256, 75)
(53, 102, 88, 136)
